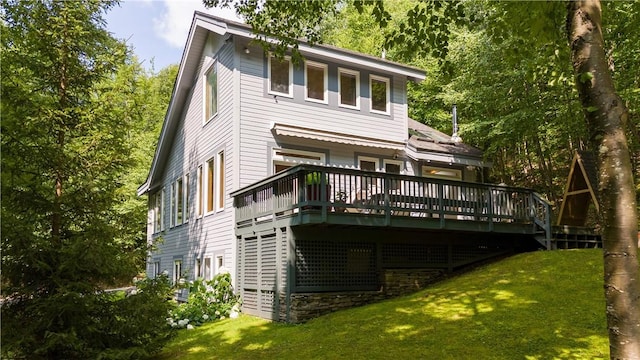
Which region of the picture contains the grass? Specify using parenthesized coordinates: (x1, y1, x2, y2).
(159, 249, 611, 359)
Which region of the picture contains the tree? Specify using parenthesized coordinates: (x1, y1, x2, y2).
(1, 0, 174, 357)
(206, 0, 639, 357)
(567, 1, 640, 357)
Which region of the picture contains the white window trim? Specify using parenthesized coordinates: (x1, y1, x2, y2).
(338, 67, 360, 109)
(170, 182, 175, 228)
(203, 257, 213, 280)
(183, 173, 190, 224)
(216, 151, 225, 212)
(268, 55, 293, 98)
(196, 165, 203, 219)
(205, 157, 215, 216)
(369, 74, 390, 115)
(357, 156, 380, 172)
(160, 188, 165, 231)
(174, 177, 184, 226)
(215, 255, 224, 275)
(383, 159, 404, 174)
(304, 60, 328, 104)
(173, 259, 182, 285)
(152, 261, 160, 278)
(203, 59, 218, 125)
(272, 148, 326, 172)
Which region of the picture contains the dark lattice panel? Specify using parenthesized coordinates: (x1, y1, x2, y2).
(244, 237, 258, 287)
(382, 243, 448, 267)
(452, 244, 497, 263)
(295, 240, 377, 289)
(237, 236, 242, 287)
(261, 234, 277, 289)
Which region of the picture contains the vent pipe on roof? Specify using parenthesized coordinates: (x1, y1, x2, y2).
(451, 104, 462, 143)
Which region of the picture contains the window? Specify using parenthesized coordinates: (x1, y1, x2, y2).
(217, 151, 225, 211)
(204, 62, 217, 122)
(196, 166, 203, 217)
(153, 191, 162, 233)
(176, 177, 183, 224)
(160, 188, 165, 231)
(272, 148, 326, 173)
(173, 259, 182, 285)
(195, 258, 202, 278)
(305, 61, 328, 103)
(216, 255, 224, 274)
(206, 158, 215, 214)
(184, 174, 190, 222)
(204, 257, 212, 280)
(384, 159, 403, 190)
(370, 75, 390, 114)
(358, 156, 380, 189)
(339, 68, 359, 109)
(153, 261, 160, 278)
(268, 55, 292, 97)
(170, 183, 175, 228)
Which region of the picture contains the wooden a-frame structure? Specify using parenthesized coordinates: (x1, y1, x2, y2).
(557, 151, 600, 226)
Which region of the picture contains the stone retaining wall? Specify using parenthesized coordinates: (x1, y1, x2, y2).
(287, 268, 444, 323)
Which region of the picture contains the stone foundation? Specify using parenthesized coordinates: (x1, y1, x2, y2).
(287, 268, 444, 323)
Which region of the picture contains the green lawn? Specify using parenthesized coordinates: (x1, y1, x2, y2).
(160, 249, 611, 359)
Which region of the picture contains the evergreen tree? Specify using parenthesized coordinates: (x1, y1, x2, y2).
(1, 1, 174, 357)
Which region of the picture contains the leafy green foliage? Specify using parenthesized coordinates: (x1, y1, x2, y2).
(1, 1, 177, 357)
(169, 273, 241, 329)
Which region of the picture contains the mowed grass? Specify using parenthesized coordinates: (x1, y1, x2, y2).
(160, 249, 613, 359)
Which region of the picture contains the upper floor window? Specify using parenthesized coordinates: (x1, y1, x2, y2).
(370, 75, 390, 114)
(338, 68, 359, 109)
(305, 61, 328, 103)
(205, 150, 226, 214)
(204, 61, 218, 123)
(153, 190, 164, 234)
(196, 165, 203, 218)
(268, 55, 292, 97)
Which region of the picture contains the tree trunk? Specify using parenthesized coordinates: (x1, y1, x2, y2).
(567, 1, 640, 358)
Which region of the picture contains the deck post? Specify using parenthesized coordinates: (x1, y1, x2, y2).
(487, 188, 494, 232)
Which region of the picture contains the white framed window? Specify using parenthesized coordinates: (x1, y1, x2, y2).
(272, 148, 326, 173)
(173, 259, 182, 285)
(160, 188, 165, 231)
(305, 60, 328, 103)
(196, 165, 203, 218)
(170, 182, 175, 228)
(153, 191, 162, 234)
(203, 60, 218, 123)
(205, 158, 215, 214)
(152, 261, 160, 278)
(338, 67, 360, 109)
(383, 159, 403, 174)
(370, 75, 390, 114)
(204, 257, 212, 280)
(215, 255, 224, 274)
(421, 166, 462, 180)
(184, 173, 190, 223)
(176, 177, 183, 225)
(358, 156, 380, 172)
(216, 151, 225, 211)
(268, 55, 293, 97)
(195, 258, 202, 278)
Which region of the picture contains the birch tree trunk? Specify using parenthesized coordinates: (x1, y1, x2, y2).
(567, 1, 640, 358)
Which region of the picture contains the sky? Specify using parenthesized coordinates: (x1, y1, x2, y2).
(105, 0, 241, 72)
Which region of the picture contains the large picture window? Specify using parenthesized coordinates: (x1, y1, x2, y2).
(204, 61, 217, 122)
(370, 75, 390, 114)
(268, 55, 292, 97)
(339, 68, 359, 109)
(305, 61, 327, 103)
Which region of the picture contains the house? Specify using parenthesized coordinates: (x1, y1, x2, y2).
(138, 12, 551, 323)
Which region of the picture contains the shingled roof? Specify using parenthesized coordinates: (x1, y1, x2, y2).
(407, 118, 484, 158)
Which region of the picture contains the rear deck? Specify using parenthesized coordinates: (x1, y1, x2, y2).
(231, 165, 561, 321)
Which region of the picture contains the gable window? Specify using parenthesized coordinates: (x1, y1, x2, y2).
(305, 61, 328, 103)
(370, 75, 390, 114)
(339, 68, 359, 109)
(217, 151, 225, 211)
(196, 165, 203, 217)
(204, 61, 218, 123)
(268, 55, 292, 97)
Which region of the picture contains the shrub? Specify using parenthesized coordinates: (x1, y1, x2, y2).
(168, 272, 241, 329)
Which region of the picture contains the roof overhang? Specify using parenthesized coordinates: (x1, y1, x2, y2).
(405, 146, 491, 168)
(271, 122, 405, 151)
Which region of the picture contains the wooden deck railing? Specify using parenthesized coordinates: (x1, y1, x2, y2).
(231, 164, 552, 237)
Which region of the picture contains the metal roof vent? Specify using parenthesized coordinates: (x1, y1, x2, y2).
(451, 104, 462, 144)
